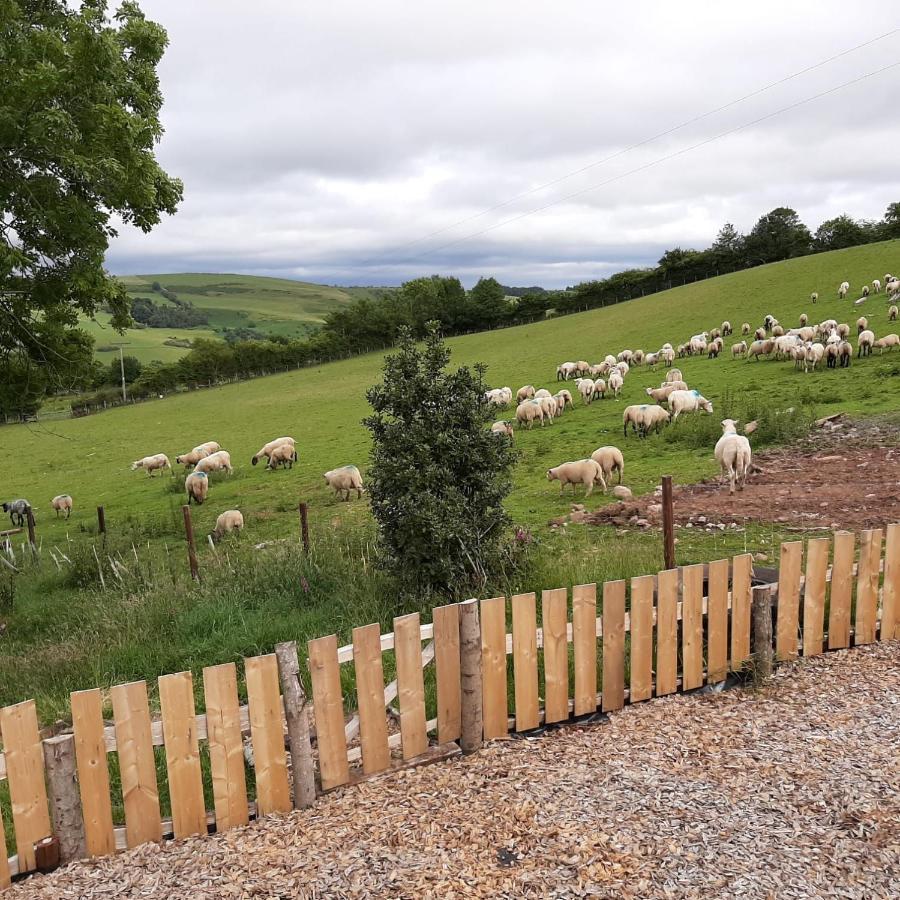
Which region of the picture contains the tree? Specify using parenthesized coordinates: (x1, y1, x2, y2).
(710, 222, 745, 268)
(107, 354, 142, 385)
(468, 277, 508, 328)
(883, 202, 900, 239)
(813, 215, 869, 251)
(364, 325, 516, 598)
(1, 0, 182, 408)
(743, 207, 811, 264)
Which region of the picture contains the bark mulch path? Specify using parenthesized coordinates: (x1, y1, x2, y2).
(11, 643, 900, 899)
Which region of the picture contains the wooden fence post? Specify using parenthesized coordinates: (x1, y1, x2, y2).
(26, 506, 37, 556)
(181, 505, 200, 582)
(661, 476, 675, 570)
(458, 598, 483, 754)
(96, 506, 106, 538)
(274, 641, 317, 809)
(299, 502, 310, 555)
(751, 585, 774, 682)
(42, 733, 87, 864)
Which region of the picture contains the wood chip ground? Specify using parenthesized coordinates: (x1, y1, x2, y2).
(10, 643, 899, 899)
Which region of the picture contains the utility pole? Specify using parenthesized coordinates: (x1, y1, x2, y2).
(112, 342, 131, 402)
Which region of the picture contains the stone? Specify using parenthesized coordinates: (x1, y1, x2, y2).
(612, 485, 633, 500)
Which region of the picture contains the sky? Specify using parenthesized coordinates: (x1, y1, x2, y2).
(106, 1, 900, 288)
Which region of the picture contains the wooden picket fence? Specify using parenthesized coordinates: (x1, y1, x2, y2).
(1, 524, 899, 888)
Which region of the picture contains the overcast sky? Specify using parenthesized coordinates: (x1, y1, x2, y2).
(106, 1, 900, 288)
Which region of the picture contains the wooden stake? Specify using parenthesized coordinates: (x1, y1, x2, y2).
(96, 506, 106, 537)
(181, 504, 199, 582)
(274, 641, 317, 809)
(661, 476, 675, 570)
(299, 502, 310, 554)
(42, 733, 87, 864)
(458, 598, 483, 754)
(751, 585, 774, 682)
(26, 506, 37, 556)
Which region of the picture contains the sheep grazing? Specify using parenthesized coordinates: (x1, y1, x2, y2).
(210, 510, 244, 543)
(804, 343, 825, 373)
(741, 322, 751, 335)
(731, 340, 747, 358)
(575, 361, 590, 376)
(810, 292, 818, 304)
(714, 420, 752, 495)
(623, 405, 645, 437)
(721, 321, 732, 336)
(485, 387, 512, 407)
(668, 390, 713, 421)
(838, 281, 850, 299)
(588, 363, 607, 378)
(857, 316, 868, 334)
(827, 343, 842, 368)
(516, 385, 535, 403)
(591, 379, 607, 401)
(324, 465, 365, 500)
(836, 323, 850, 340)
(491, 420, 514, 437)
(660, 346, 675, 367)
(613, 361, 629, 377)
(185, 471, 209, 505)
(547, 459, 605, 498)
(603, 354, 617, 368)
(873, 279, 882, 294)
(577, 378, 596, 405)
(554, 389, 573, 410)
(645, 384, 679, 405)
(857, 329, 875, 358)
(590, 446, 624, 485)
(887, 279, 900, 298)
(838, 340, 852, 367)
(709, 327, 721, 341)
(50, 494, 73, 519)
(754, 326, 766, 341)
(644, 351, 658, 369)
(3, 499, 31, 527)
(251, 437, 296, 467)
(266, 443, 297, 470)
(131, 453, 171, 476)
(631, 350, 645, 366)
(515, 399, 544, 429)
(617, 350, 633, 364)
(608, 371, 624, 399)
(665, 368, 683, 383)
(874, 333, 900, 354)
(885, 273, 894, 285)
(689, 333, 708, 355)
(537, 394, 558, 421)
(747, 339, 774, 360)
(175, 446, 210, 467)
(534, 388, 551, 399)
(556, 362, 578, 381)
(862, 285, 870, 298)
(707, 338, 723, 359)
(640, 405, 670, 436)
(194, 450, 234, 475)
(771, 325, 784, 338)
(890, 305, 899, 322)
(799, 313, 808, 326)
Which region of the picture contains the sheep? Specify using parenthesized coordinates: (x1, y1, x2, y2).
(185, 471, 208, 505)
(603, 354, 617, 368)
(194, 450, 234, 475)
(804, 343, 825, 373)
(617, 350, 633, 364)
(857, 316, 868, 334)
(669, 389, 713, 421)
(534, 388, 551, 399)
(771, 325, 784, 337)
(590, 446, 625, 485)
(50, 494, 73, 519)
(873, 279, 882, 294)
(773, 335, 800, 359)
(515, 399, 544, 429)
(251, 437, 296, 467)
(622, 405, 645, 437)
(799, 313, 808, 326)
(554, 389, 574, 410)
(862, 285, 870, 298)
(516, 385, 536, 403)
(547, 459, 606, 497)
(556, 362, 578, 381)
(741, 322, 751, 335)
(324, 465, 365, 500)
(266, 442, 297, 470)
(677, 343, 688, 358)
(210, 510, 244, 543)
(887, 279, 900, 298)
(577, 378, 596, 404)
(485, 388, 512, 407)
(175, 446, 211, 467)
(3, 499, 31, 527)
(874, 333, 900, 353)
(631, 350, 645, 366)
(613, 361, 629, 377)
(836, 323, 850, 339)
(714, 420, 752, 495)
(196, 441, 220, 455)
(665, 368, 683, 383)
(747, 339, 774, 360)
(645, 384, 681, 405)
(709, 327, 721, 341)
(721, 321, 732, 336)
(588, 363, 607, 377)
(689, 333, 708, 354)
(537, 394, 558, 421)
(608, 371, 624, 399)
(795, 326, 817, 342)
(890, 305, 899, 322)
(810, 292, 818, 304)
(491, 420, 515, 437)
(825, 343, 840, 369)
(575, 361, 590, 376)
(885, 273, 894, 285)
(818, 319, 837, 338)
(131, 453, 171, 476)
(660, 346, 675, 367)
(838, 281, 850, 299)
(731, 340, 747, 358)
(640, 404, 670, 436)
(764, 314, 777, 331)
(754, 326, 766, 341)
(591, 379, 607, 401)
(857, 329, 875, 358)
(644, 351, 659, 369)
(839, 340, 852, 367)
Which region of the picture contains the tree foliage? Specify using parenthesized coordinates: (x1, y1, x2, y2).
(364, 325, 516, 598)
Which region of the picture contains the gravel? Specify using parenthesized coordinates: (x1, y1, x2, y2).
(10, 643, 899, 899)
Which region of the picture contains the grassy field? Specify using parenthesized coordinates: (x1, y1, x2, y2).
(82, 311, 221, 364)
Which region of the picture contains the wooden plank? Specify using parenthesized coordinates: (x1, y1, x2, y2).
(731, 553, 752, 669)
(828, 532, 855, 650)
(202, 663, 249, 831)
(308, 636, 350, 790)
(541, 588, 569, 723)
(629, 576, 654, 702)
(655, 568, 678, 696)
(681, 564, 704, 690)
(352, 623, 390, 775)
(802, 538, 829, 657)
(511, 593, 539, 731)
(0, 700, 51, 871)
(572, 583, 598, 715)
(601, 581, 625, 711)
(158, 671, 206, 840)
(775, 541, 803, 661)
(480, 597, 508, 739)
(882, 523, 900, 642)
(706, 558, 729, 683)
(394, 613, 428, 760)
(70, 689, 116, 857)
(855, 528, 882, 645)
(432, 604, 461, 744)
(110, 681, 162, 848)
(244, 654, 291, 813)
(0, 801, 9, 889)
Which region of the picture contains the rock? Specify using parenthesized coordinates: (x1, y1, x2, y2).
(635, 518, 650, 528)
(571, 504, 586, 512)
(815, 413, 843, 428)
(647, 503, 662, 520)
(754, 553, 769, 562)
(612, 485, 633, 500)
(549, 516, 567, 527)
(696, 515, 707, 524)
(569, 510, 587, 524)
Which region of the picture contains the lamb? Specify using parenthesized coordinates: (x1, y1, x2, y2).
(810, 292, 818, 304)
(50, 494, 73, 519)
(185, 471, 208, 505)
(577, 378, 596, 404)
(194, 450, 234, 475)
(515, 399, 544, 429)
(324, 465, 365, 500)
(590, 446, 624, 485)
(857, 329, 875, 357)
(838, 281, 850, 299)
(3, 499, 31, 527)
(175, 446, 211, 467)
(799, 313, 808, 326)
(839, 340, 852, 367)
(669, 389, 713, 421)
(131, 453, 171, 476)
(721, 321, 732, 336)
(556, 362, 578, 381)
(741, 322, 751, 335)
(608, 370, 624, 399)
(210, 510, 244, 543)
(516, 385, 536, 403)
(491, 421, 514, 437)
(266, 443, 296, 470)
(714, 420, 752, 495)
(731, 340, 747, 358)
(547, 459, 605, 497)
(857, 316, 868, 334)
(665, 368, 683, 383)
(873, 279, 882, 293)
(874, 333, 900, 353)
(485, 388, 512, 407)
(890, 305, 898, 322)
(251, 437, 296, 467)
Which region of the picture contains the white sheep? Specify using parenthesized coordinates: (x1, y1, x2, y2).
(644, 351, 659, 369)
(556, 362, 578, 381)
(547, 459, 605, 497)
(640, 405, 670, 436)
(175, 446, 211, 467)
(515, 399, 544, 429)
(857, 316, 868, 334)
(810, 292, 818, 304)
(266, 443, 296, 470)
(185, 471, 209, 505)
(721, 320, 732, 336)
(194, 450, 234, 475)
(669, 389, 713, 421)
(590, 446, 624, 485)
(588, 363, 608, 377)
(491, 420, 514, 437)
(887, 280, 900, 298)
(604, 354, 617, 368)
(714, 420, 752, 495)
(591, 379, 607, 401)
(731, 340, 747, 358)
(889, 305, 898, 322)
(50, 494, 73, 519)
(210, 510, 244, 543)
(537, 394, 558, 421)
(131, 453, 171, 476)
(857, 329, 875, 358)
(251, 437, 296, 467)
(645, 382, 686, 405)
(324, 465, 365, 500)
(575, 361, 590, 375)
(838, 340, 852, 368)
(554, 389, 573, 410)
(660, 346, 675, 367)
(799, 313, 808, 326)
(747, 339, 774, 360)
(838, 281, 850, 299)
(613, 361, 630, 377)
(631, 350, 645, 366)
(741, 322, 751, 335)
(873, 279, 882, 294)
(577, 378, 595, 405)
(862, 285, 870, 298)
(516, 385, 535, 403)
(874, 333, 900, 353)
(804, 343, 825, 373)
(608, 371, 624, 399)
(665, 368, 683, 383)
(534, 388, 551, 399)
(689, 333, 708, 354)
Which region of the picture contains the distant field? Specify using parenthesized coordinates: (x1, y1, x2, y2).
(82, 312, 220, 364)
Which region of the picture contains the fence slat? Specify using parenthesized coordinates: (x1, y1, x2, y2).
(512, 593, 539, 731)
(480, 597, 508, 739)
(855, 528, 882, 645)
(629, 576, 654, 702)
(308, 636, 350, 790)
(573, 583, 598, 715)
(202, 663, 249, 831)
(0, 700, 51, 872)
(352, 623, 390, 775)
(731, 553, 752, 669)
(776, 541, 803, 661)
(656, 569, 678, 696)
(602, 581, 625, 712)
(0, 803, 8, 889)
(159, 671, 206, 840)
(394, 613, 428, 760)
(110, 681, 162, 848)
(541, 588, 569, 723)
(707, 559, 729, 683)
(883, 523, 900, 642)
(803, 538, 829, 657)
(828, 532, 855, 650)
(245, 654, 291, 813)
(70, 689, 115, 858)
(432, 603, 461, 744)
(682, 564, 704, 690)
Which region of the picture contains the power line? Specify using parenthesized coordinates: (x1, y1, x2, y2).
(401, 59, 900, 262)
(375, 26, 899, 262)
